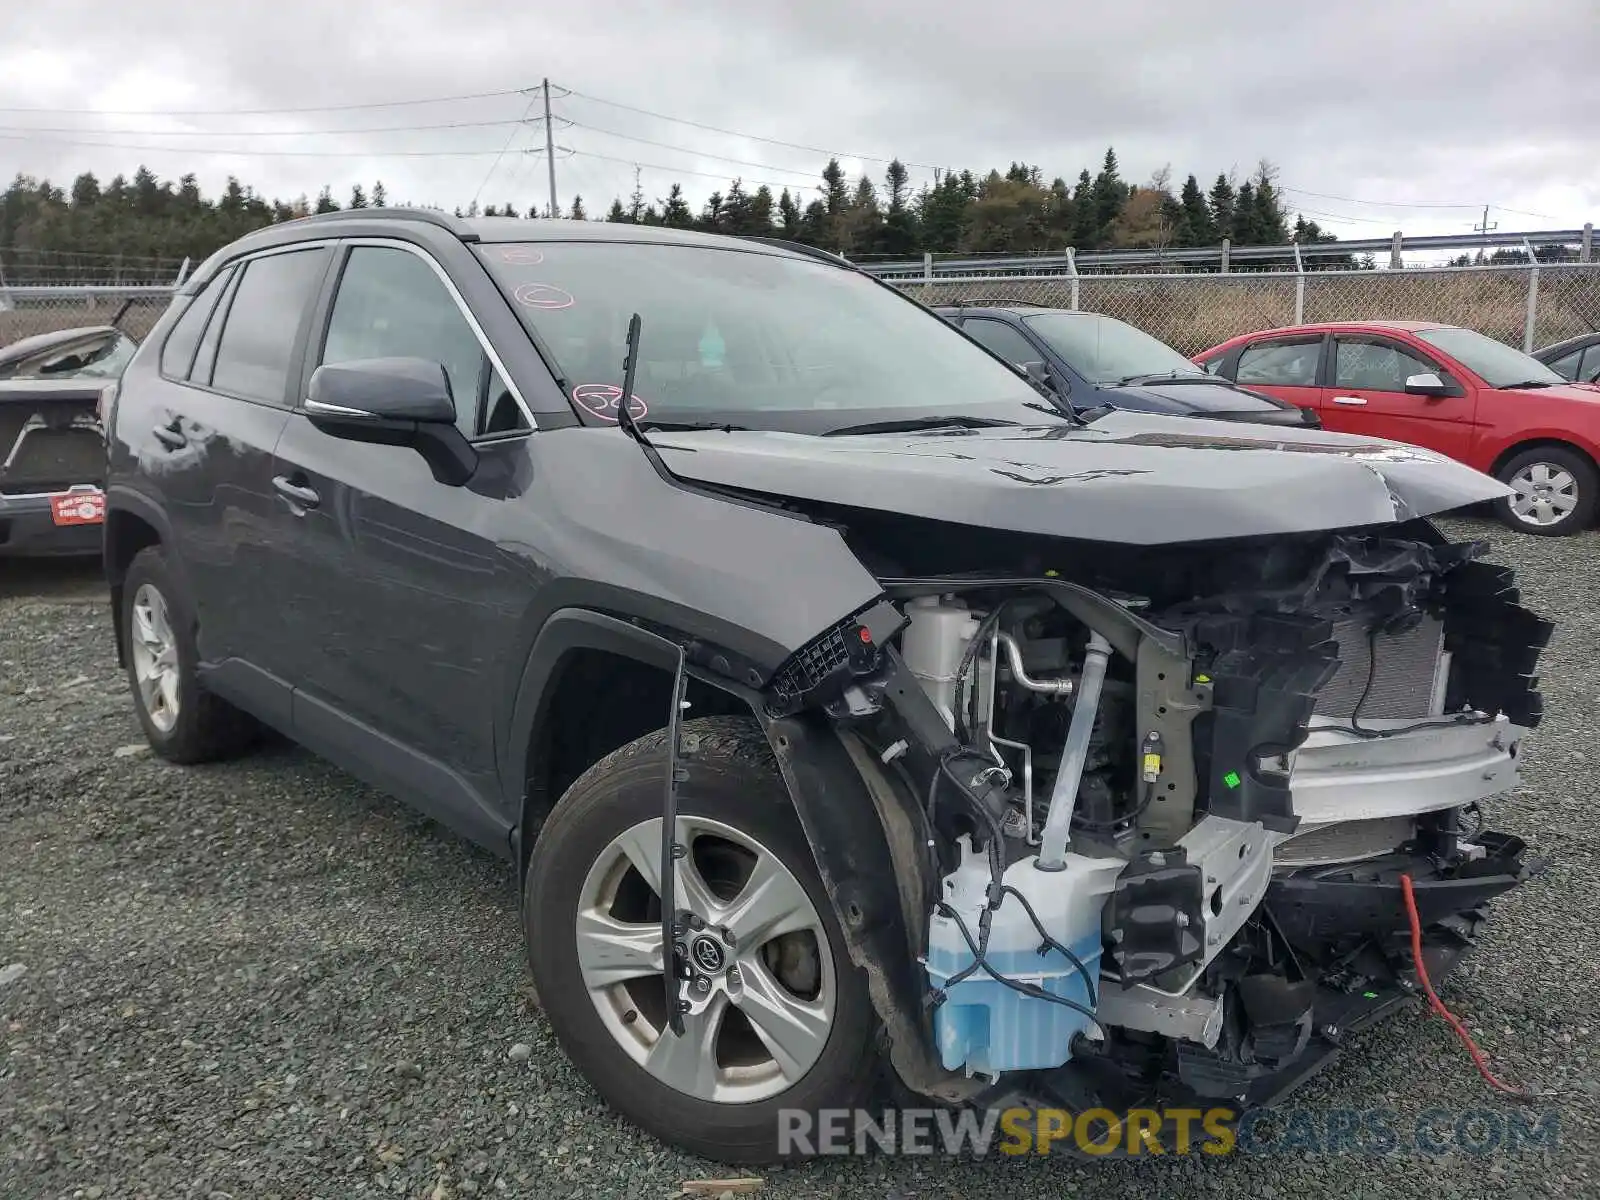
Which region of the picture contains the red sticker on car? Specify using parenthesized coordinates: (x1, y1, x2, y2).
(51, 490, 105, 526)
(513, 282, 574, 310)
(572, 383, 647, 423)
(499, 246, 544, 265)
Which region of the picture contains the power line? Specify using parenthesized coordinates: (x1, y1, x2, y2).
(566, 148, 821, 195)
(1282, 185, 1558, 221)
(565, 119, 834, 181)
(0, 130, 526, 158)
(470, 101, 538, 210)
(556, 83, 938, 171)
(0, 86, 539, 118)
(0, 116, 531, 138)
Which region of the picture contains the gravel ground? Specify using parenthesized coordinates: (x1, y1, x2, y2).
(2, 519, 1598, 1200)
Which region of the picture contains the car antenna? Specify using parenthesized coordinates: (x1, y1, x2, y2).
(615, 312, 648, 446)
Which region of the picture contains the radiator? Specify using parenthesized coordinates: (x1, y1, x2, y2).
(1314, 616, 1445, 720)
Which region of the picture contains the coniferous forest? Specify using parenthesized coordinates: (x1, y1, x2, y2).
(0, 148, 1344, 284)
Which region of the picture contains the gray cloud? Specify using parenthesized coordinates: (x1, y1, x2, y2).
(1, 0, 1595, 239)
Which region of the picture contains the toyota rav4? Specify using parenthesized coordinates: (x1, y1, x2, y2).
(103, 210, 1551, 1162)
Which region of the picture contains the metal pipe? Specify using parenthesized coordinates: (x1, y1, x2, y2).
(994, 631, 1075, 696)
(1036, 631, 1113, 870)
(985, 631, 1038, 844)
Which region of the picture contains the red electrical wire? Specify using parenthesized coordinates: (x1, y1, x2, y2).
(1399, 873, 1537, 1101)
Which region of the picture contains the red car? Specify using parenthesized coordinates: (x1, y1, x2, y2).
(1196, 320, 1600, 536)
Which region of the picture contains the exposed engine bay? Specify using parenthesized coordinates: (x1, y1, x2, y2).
(760, 520, 1553, 1110)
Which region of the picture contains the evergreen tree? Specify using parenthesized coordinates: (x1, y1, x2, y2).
(372, 181, 387, 207)
(661, 184, 693, 228)
(1178, 174, 1213, 246)
(1231, 181, 1256, 242)
(777, 188, 802, 238)
(349, 184, 367, 210)
(314, 186, 338, 214)
(568, 196, 586, 220)
(605, 198, 629, 223)
(1088, 148, 1126, 249)
(1208, 174, 1236, 242)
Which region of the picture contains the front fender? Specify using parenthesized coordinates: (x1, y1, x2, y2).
(760, 711, 988, 1105)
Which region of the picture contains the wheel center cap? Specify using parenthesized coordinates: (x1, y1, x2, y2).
(690, 934, 726, 973)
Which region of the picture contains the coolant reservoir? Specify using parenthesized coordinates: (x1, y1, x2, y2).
(900, 596, 982, 728)
(925, 837, 1124, 1078)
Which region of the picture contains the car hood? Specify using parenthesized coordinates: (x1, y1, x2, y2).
(1507, 382, 1600, 404)
(651, 410, 1509, 546)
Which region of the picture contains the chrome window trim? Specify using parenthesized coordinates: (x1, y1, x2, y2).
(324, 237, 538, 435)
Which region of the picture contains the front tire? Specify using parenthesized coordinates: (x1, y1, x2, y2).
(121, 546, 258, 763)
(1494, 445, 1598, 536)
(523, 717, 879, 1163)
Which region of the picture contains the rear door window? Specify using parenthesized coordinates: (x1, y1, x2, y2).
(210, 248, 330, 405)
(1578, 346, 1600, 384)
(1236, 337, 1323, 387)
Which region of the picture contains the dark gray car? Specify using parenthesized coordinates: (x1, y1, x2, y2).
(0, 324, 135, 555)
(104, 210, 1552, 1162)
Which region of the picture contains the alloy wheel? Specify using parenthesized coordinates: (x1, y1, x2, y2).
(573, 815, 834, 1104)
(129, 583, 180, 733)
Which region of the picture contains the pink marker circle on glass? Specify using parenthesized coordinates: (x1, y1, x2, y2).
(500, 246, 544, 265)
(514, 282, 574, 309)
(572, 383, 647, 422)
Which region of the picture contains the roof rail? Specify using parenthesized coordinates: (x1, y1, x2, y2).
(948, 297, 1051, 308)
(737, 236, 859, 270)
(288, 206, 481, 242)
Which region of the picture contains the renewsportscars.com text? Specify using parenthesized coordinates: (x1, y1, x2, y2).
(777, 1106, 1561, 1158)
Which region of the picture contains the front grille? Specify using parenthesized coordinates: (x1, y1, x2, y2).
(1314, 616, 1443, 719)
(0, 400, 103, 492)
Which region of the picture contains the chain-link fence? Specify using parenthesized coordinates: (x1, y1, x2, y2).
(0, 287, 176, 346)
(4, 262, 1600, 360)
(893, 262, 1600, 356)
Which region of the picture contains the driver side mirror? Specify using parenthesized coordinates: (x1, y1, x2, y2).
(1403, 372, 1455, 398)
(305, 356, 478, 486)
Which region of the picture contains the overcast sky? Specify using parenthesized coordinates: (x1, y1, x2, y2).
(1, 0, 1595, 247)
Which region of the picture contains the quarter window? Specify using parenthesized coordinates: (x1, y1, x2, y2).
(160, 265, 234, 381)
(1236, 338, 1322, 387)
(210, 249, 329, 404)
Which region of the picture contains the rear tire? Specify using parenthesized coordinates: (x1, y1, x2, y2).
(1493, 445, 1598, 536)
(523, 716, 879, 1163)
(122, 546, 258, 763)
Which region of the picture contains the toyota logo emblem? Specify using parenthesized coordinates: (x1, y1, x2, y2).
(691, 935, 725, 973)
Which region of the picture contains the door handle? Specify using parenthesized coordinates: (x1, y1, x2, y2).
(272, 475, 321, 510)
(151, 423, 187, 448)
(1330, 395, 1368, 407)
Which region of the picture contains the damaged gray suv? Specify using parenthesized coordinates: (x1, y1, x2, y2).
(102, 210, 1551, 1162)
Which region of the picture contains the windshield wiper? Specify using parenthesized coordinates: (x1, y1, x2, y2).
(636, 419, 750, 432)
(1499, 380, 1556, 390)
(1111, 371, 1213, 386)
(1020, 399, 1080, 424)
(821, 415, 1023, 437)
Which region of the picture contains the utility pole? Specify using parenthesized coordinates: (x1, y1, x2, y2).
(1473, 204, 1498, 264)
(542, 78, 559, 219)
